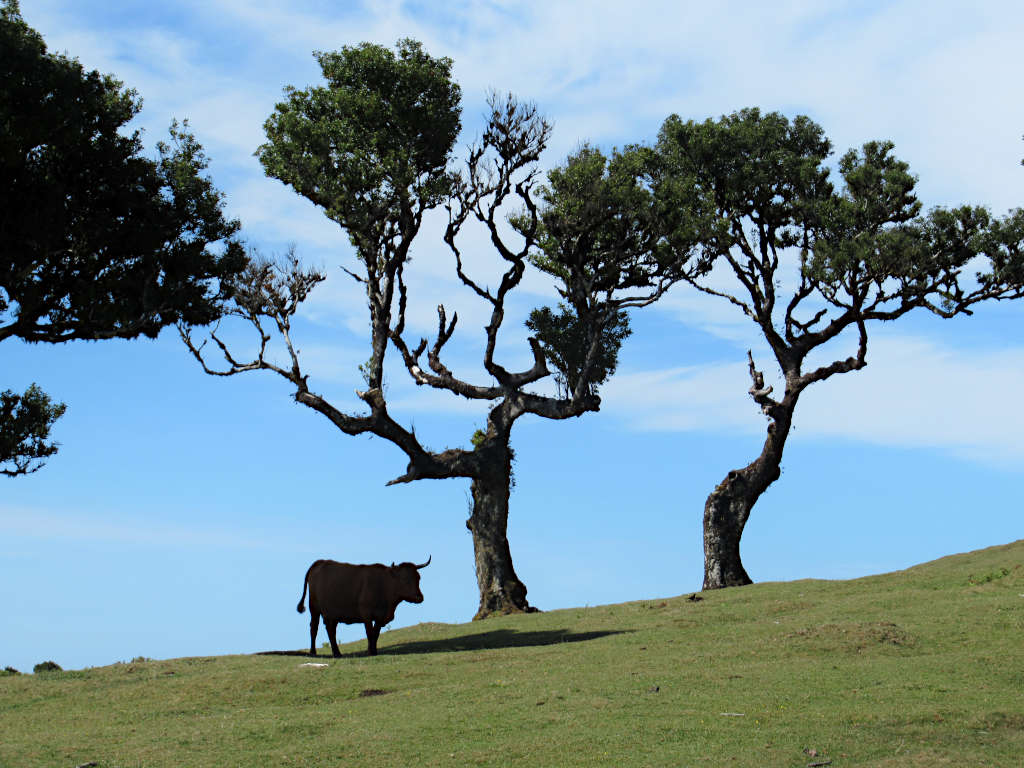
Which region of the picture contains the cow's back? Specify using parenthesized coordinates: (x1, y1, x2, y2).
(308, 560, 392, 625)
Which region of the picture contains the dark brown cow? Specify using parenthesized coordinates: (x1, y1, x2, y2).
(296, 556, 430, 657)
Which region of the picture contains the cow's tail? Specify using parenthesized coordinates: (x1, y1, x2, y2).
(297, 560, 322, 614)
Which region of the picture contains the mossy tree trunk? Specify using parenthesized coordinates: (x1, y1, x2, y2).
(702, 396, 796, 590)
(466, 438, 534, 619)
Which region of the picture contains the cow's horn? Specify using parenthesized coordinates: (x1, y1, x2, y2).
(414, 555, 432, 569)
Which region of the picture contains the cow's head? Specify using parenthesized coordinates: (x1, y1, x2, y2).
(390, 556, 431, 604)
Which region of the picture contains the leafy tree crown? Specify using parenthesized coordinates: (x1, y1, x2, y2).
(1, 0, 244, 476)
(525, 304, 630, 397)
(0, 384, 66, 477)
(257, 39, 462, 263)
(1, 1, 244, 343)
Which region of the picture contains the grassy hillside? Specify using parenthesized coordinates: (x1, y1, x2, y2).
(2, 541, 1022, 767)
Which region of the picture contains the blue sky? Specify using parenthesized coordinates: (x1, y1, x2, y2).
(3, 0, 1023, 674)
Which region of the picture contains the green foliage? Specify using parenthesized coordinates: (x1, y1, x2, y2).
(653, 107, 1024, 318)
(974, 206, 1024, 289)
(806, 140, 964, 288)
(257, 39, 461, 263)
(655, 107, 834, 250)
(253, 39, 461, 395)
(0, 2, 245, 344)
(522, 144, 692, 398)
(967, 566, 1011, 585)
(0, 1, 244, 475)
(525, 304, 630, 397)
(1, 541, 1022, 766)
(0, 384, 66, 477)
(31, 661, 61, 674)
(1, 666, 20, 676)
(526, 144, 700, 301)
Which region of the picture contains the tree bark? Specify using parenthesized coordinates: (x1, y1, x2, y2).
(466, 445, 535, 619)
(702, 400, 796, 590)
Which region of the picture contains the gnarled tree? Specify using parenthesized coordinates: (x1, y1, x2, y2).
(649, 108, 1024, 589)
(390, 134, 697, 616)
(182, 39, 694, 618)
(0, 0, 245, 475)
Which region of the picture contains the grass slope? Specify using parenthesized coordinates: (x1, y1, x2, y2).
(2, 541, 1023, 767)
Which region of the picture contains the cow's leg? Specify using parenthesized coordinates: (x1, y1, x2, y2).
(363, 621, 375, 656)
(325, 620, 342, 658)
(364, 621, 380, 656)
(308, 611, 321, 656)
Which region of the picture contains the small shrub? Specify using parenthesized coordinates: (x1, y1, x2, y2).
(131, 656, 152, 663)
(2, 666, 21, 676)
(967, 567, 1011, 586)
(33, 660, 62, 673)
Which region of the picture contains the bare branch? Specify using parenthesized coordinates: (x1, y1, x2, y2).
(786, 301, 828, 339)
(795, 318, 868, 389)
(688, 280, 757, 320)
(724, 222, 765, 314)
(746, 350, 778, 415)
(428, 94, 553, 392)
(388, 305, 505, 401)
(429, 304, 459, 372)
(393, 266, 409, 339)
(339, 265, 365, 284)
(384, 445, 480, 486)
(444, 201, 496, 305)
(783, 265, 823, 342)
(511, 388, 600, 422)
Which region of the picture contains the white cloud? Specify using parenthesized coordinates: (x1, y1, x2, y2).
(603, 361, 760, 433)
(23, 0, 1022, 442)
(604, 334, 1024, 467)
(653, 269, 767, 347)
(19, 0, 1024, 452)
(0, 506, 281, 551)
(387, 383, 498, 420)
(797, 335, 1024, 464)
(29, 0, 1024, 214)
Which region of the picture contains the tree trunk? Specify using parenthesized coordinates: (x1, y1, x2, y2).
(466, 448, 535, 619)
(702, 401, 796, 590)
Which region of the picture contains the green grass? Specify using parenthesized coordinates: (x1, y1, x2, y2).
(3, 541, 1023, 767)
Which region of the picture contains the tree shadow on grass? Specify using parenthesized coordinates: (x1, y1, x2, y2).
(385, 628, 632, 656)
(259, 628, 631, 659)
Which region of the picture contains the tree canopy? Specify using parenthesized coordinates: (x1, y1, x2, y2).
(523, 143, 705, 397)
(0, 384, 66, 477)
(0, 0, 245, 475)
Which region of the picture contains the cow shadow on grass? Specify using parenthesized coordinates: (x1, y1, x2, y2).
(260, 628, 631, 659)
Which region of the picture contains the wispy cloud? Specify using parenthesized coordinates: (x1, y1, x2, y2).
(603, 361, 759, 433)
(0, 506, 283, 551)
(30, 0, 1024, 211)
(797, 335, 1024, 465)
(604, 334, 1024, 467)
(24, 0, 1022, 455)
